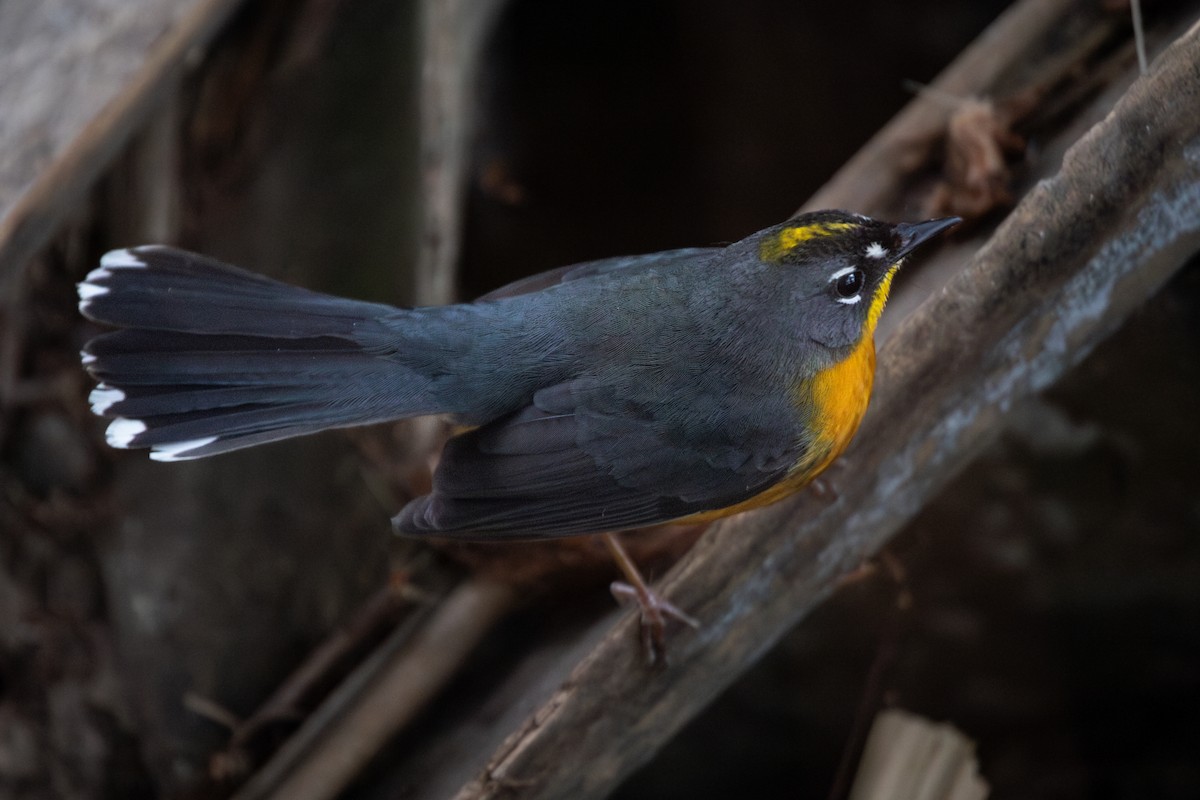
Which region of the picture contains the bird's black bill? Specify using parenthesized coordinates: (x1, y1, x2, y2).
(894, 216, 961, 259)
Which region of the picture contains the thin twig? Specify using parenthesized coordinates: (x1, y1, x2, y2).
(1132, 0, 1149, 74)
(234, 578, 518, 800)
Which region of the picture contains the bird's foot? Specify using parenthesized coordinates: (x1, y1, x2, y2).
(610, 579, 700, 666)
(601, 532, 699, 666)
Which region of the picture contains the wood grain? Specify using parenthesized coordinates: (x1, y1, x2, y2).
(415, 0, 505, 305)
(0, 0, 244, 290)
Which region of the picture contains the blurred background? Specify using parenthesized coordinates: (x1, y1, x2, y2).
(2, 1, 1198, 798)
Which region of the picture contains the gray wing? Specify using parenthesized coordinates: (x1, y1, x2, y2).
(476, 248, 721, 301)
(392, 379, 797, 538)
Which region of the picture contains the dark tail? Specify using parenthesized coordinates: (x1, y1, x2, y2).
(79, 246, 446, 461)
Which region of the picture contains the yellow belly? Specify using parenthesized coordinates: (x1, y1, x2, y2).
(800, 329, 876, 478)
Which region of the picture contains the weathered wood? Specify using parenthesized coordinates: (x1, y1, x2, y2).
(444, 15, 1200, 800)
(0, 0, 246, 291)
(415, 0, 506, 305)
(234, 579, 517, 800)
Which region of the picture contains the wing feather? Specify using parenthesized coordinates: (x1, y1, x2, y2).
(393, 379, 792, 538)
(476, 248, 720, 301)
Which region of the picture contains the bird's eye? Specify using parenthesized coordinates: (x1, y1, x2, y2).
(833, 269, 865, 302)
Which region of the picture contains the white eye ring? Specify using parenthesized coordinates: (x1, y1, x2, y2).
(829, 266, 863, 305)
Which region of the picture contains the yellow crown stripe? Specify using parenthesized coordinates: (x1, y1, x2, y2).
(760, 221, 857, 261)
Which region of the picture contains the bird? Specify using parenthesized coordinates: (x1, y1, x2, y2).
(78, 210, 958, 540)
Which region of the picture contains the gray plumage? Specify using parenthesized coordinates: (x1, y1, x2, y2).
(78, 211, 958, 537)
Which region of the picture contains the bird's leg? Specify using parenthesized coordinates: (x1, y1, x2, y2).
(602, 532, 699, 665)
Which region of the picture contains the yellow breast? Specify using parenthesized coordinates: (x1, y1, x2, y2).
(679, 262, 896, 524)
(797, 333, 876, 475)
(786, 261, 896, 481)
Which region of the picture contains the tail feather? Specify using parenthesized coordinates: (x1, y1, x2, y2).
(85, 331, 373, 384)
(111, 402, 361, 453)
(78, 246, 446, 460)
(89, 380, 352, 418)
(80, 247, 398, 337)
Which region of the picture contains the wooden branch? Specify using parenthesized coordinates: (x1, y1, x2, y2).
(804, 0, 1121, 216)
(233, 579, 518, 800)
(0, 0, 246, 291)
(443, 16, 1200, 800)
(415, 0, 506, 305)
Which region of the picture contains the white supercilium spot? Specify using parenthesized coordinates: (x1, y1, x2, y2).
(865, 242, 888, 259)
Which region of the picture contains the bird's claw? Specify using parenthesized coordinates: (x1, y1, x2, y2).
(610, 580, 700, 666)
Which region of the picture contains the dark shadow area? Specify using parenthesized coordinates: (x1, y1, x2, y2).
(459, 0, 1007, 296)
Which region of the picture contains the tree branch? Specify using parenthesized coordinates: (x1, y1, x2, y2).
(415, 0, 506, 305)
(0, 0, 245, 290)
